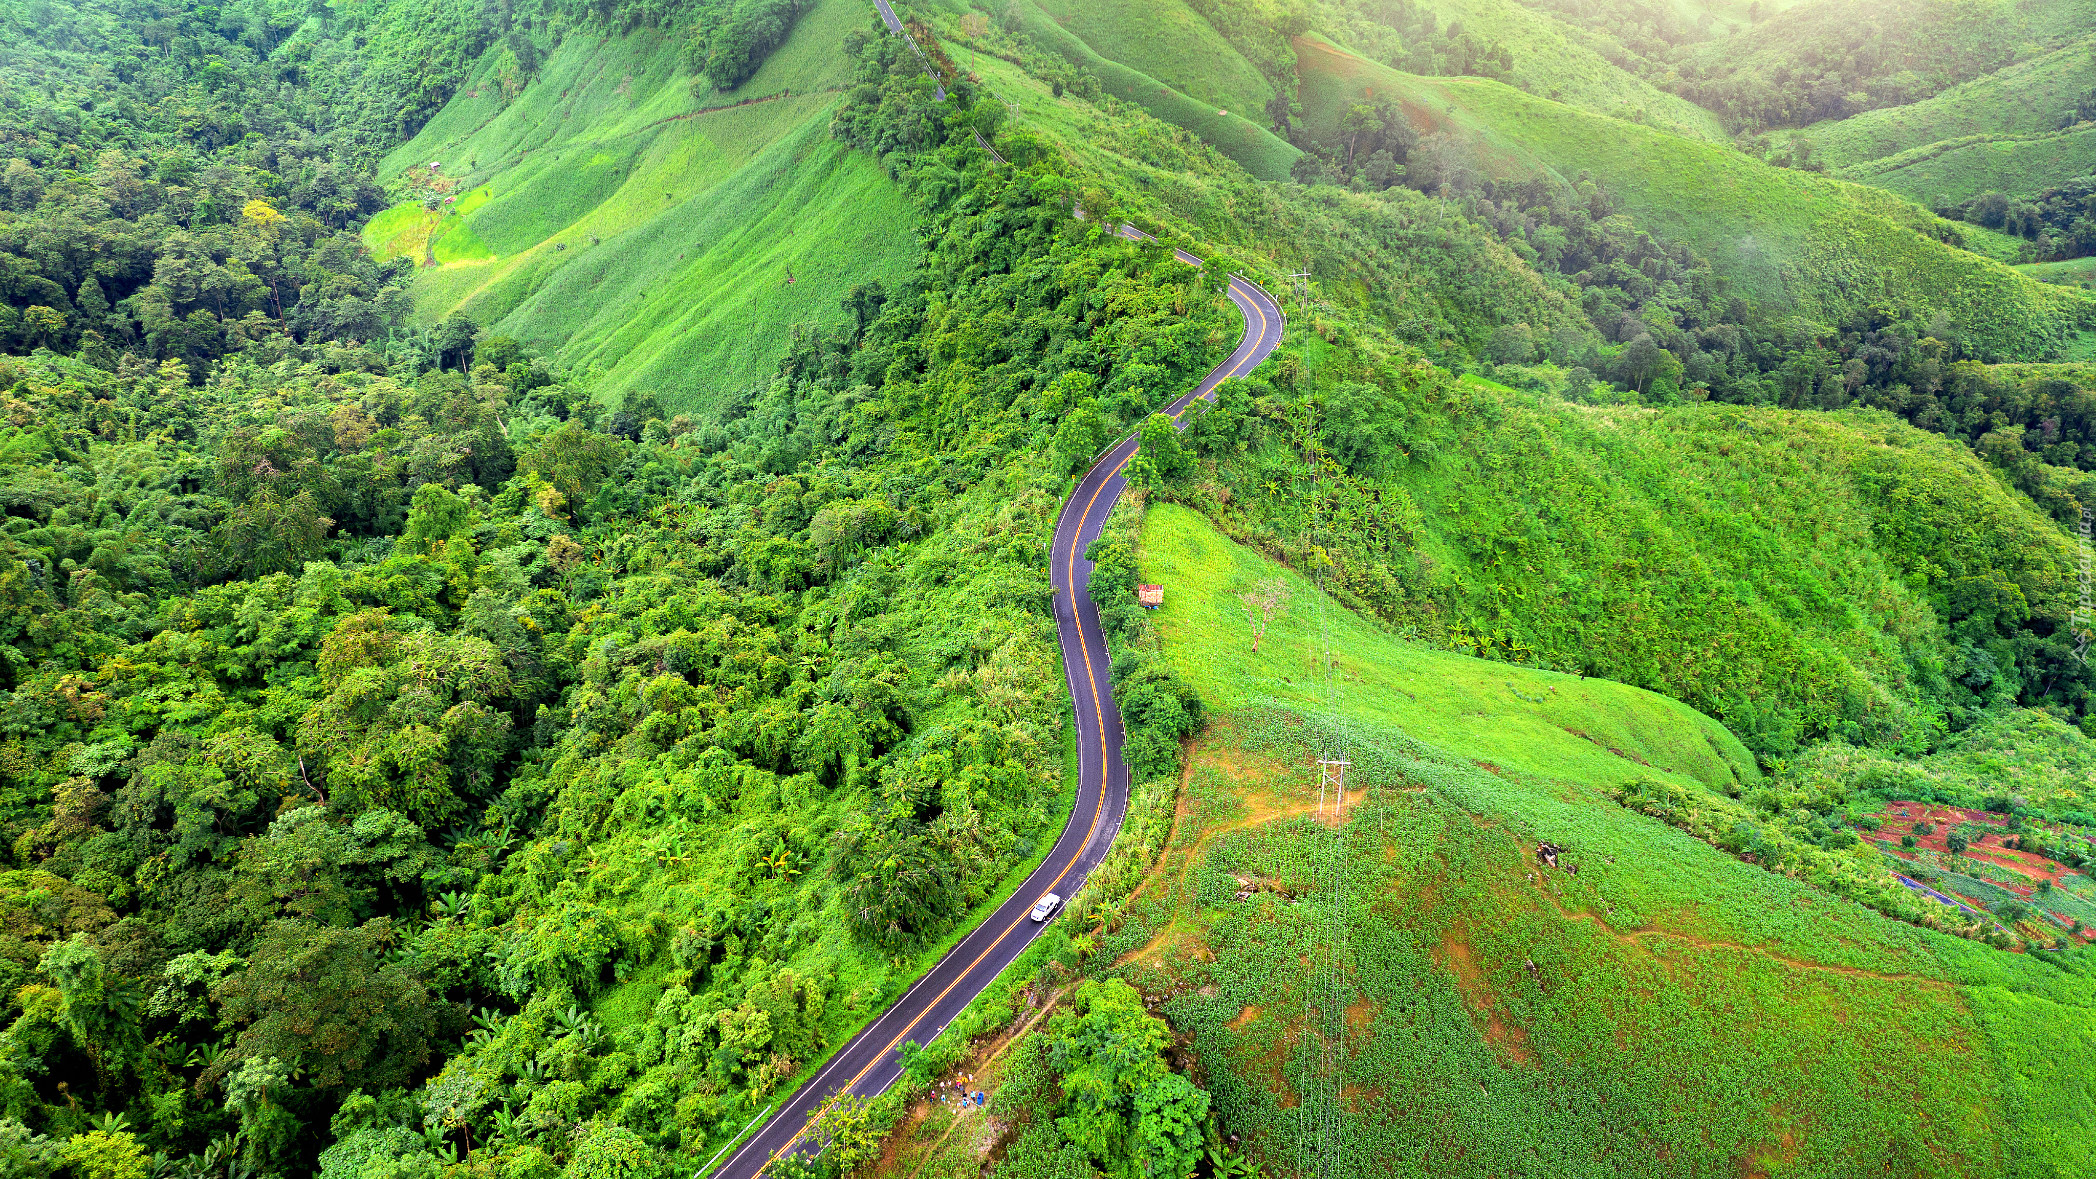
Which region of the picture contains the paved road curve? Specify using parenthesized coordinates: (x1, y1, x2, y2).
(709, 226, 1283, 1178)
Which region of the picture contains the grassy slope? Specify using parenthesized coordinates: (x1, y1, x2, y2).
(2022, 254, 2096, 290)
(943, 37, 1598, 360)
(1793, 37, 2096, 206)
(1002, 0, 1301, 182)
(1292, 33, 2096, 359)
(1141, 501, 1754, 794)
(1660, 0, 1809, 35)
(364, 0, 919, 416)
(1120, 504, 2095, 1177)
(1959, 220, 2032, 264)
(1683, 0, 2096, 113)
(1030, 0, 1273, 119)
(1808, 38, 2096, 169)
(1409, 0, 1727, 142)
(1845, 125, 2096, 207)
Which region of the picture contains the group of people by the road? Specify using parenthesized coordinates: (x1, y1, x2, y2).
(939, 1074, 987, 1114)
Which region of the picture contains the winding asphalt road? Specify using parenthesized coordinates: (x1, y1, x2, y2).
(707, 223, 1283, 1178)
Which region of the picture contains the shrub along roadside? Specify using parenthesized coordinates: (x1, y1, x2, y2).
(1086, 495, 1207, 785)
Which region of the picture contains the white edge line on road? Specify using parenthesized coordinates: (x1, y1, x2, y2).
(699, 1104, 773, 1178)
(713, 206, 1286, 1179)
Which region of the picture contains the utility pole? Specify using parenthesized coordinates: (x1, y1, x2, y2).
(1317, 757, 1350, 822)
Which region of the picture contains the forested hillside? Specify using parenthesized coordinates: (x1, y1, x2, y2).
(0, 10, 1233, 1174)
(3, 1, 2096, 1178)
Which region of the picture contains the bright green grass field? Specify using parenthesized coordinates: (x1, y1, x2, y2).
(2021, 254, 2096, 290)
(1292, 32, 2096, 360)
(1117, 503, 2096, 1176)
(1029, 0, 1274, 124)
(1004, 0, 1300, 182)
(1138, 501, 1756, 794)
(1408, 0, 1725, 142)
(1807, 37, 2096, 171)
(1956, 220, 2032, 264)
(1658, 0, 1807, 35)
(1843, 124, 2096, 208)
(1684, 0, 2096, 111)
(363, 0, 919, 416)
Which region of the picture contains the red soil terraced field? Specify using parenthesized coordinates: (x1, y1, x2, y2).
(1863, 800, 2096, 943)
(1871, 801, 2068, 884)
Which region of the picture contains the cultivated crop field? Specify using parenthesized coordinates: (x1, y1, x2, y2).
(1073, 505, 2096, 1177)
(1865, 800, 2096, 944)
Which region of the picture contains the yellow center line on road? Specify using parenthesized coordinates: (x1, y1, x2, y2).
(760, 452, 1134, 1167)
(742, 253, 1282, 1178)
(1167, 281, 1270, 422)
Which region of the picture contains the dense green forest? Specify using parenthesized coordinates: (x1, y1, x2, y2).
(0, 10, 1240, 1175)
(3, 0, 2096, 1177)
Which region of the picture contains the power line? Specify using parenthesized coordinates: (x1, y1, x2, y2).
(1321, 419, 1353, 1179)
(1292, 383, 1351, 1179)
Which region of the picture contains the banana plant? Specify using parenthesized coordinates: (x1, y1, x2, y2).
(761, 839, 802, 879)
(1088, 898, 1123, 934)
(465, 1007, 504, 1048)
(421, 1123, 462, 1163)
(1204, 1144, 1262, 1179)
(553, 1003, 602, 1046)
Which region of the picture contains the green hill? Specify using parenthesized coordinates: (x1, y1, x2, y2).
(1345, 0, 1728, 142)
(2022, 254, 2096, 290)
(938, 32, 1607, 364)
(1660, 0, 1809, 35)
(1292, 33, 2096, 359)
(364, 0, 919, 416)
(1142, 504, 1756, 792)
(1103, 504, 2094, 1177)
(1807, 38, 2096, 171)
(998, 0, 1301, 181)
(1842, 126, 2096, 208)
(1028, 0, 1276, 123)
(1785, 37, 2096, 206)
(1681, 0, 2096, 129)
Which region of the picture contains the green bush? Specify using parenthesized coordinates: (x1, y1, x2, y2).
(688, 0, 808, 91)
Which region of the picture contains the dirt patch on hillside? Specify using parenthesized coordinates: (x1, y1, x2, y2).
(1225, 1016, 1303, 1109)
(1344, 996, 1378, 1037)
(1115, 733, 1369, 972)
(1435, 925, 1536, 1066)
(1740, 1129, 1802, 1179)
(1869, 802, 2074, 884)
(1115, 921, 1212, 972)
